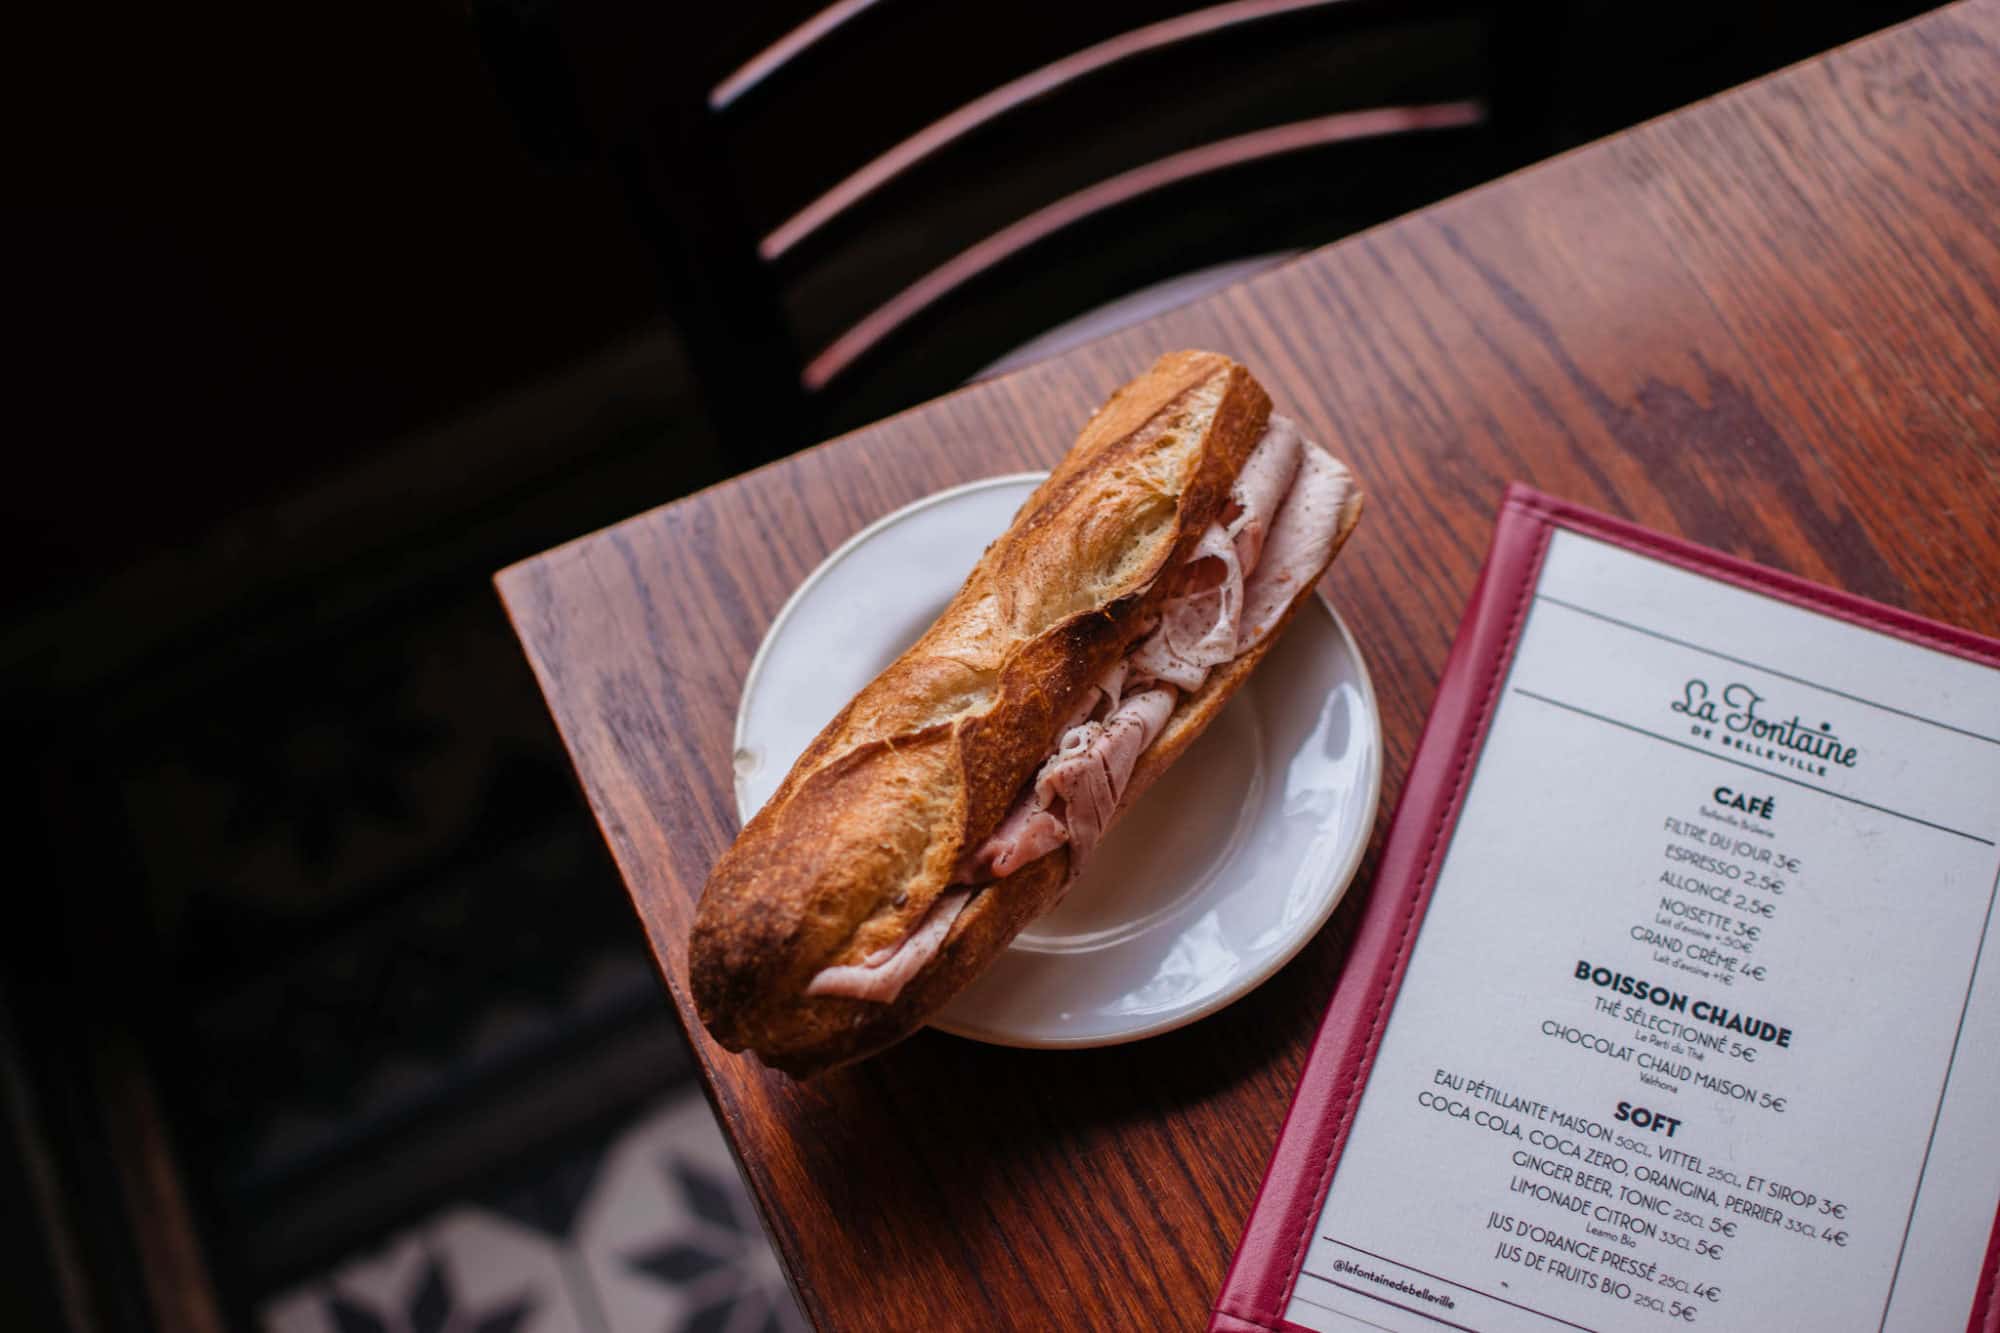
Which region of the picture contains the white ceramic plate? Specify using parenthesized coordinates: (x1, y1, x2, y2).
(733, 473, 1381, 1048)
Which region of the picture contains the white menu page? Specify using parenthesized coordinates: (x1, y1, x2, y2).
(1288, 531, 2000, 1333)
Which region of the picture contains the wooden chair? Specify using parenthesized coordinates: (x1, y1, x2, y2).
(487, 0, 1553, 462)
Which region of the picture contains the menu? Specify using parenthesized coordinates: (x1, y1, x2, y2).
(1212, 490, 2000, 1333)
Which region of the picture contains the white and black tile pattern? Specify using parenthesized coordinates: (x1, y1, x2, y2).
(262, 1092, 806, 1333)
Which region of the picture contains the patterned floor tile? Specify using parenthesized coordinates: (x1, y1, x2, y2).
(429, 1210, 586, 1333)
(574, 1094, 805, 1333)
(259, 1091, 806, 1333)
(260, 1204, 587, 1333)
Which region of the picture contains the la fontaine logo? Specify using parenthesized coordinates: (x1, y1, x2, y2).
(1671, 679, 1860, 777)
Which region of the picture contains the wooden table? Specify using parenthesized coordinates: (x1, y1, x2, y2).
(498, 5, 2000, 1328)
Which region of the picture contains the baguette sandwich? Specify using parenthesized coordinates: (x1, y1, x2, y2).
(691, 351, 1363, 1075)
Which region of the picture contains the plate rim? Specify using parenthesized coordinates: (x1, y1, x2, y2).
(733, 471, 1383, 1049)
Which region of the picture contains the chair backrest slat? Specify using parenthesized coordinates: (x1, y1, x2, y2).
(533, 0, 1515, 458)
(801, 101, 1485, 390)
(759, 0, 1361, 264)
(709, 0, 891, 113)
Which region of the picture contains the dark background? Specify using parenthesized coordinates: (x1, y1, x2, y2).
(3, 2, 1943, 1328)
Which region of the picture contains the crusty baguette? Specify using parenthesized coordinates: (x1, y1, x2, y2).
(690, 351, 1356, 1076)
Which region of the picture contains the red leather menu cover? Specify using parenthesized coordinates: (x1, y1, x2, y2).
(1210, 484, 2000, 1333)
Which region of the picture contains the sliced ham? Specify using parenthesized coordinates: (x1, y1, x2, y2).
(1128, 523, 1242, 690)
(1226, 414, 1304, 572)
(808, 420, 1353, 1005)
(1034, 686, 1175, 872)
(1127, 418, 1309, 690)
(804, 887, 973, 1002)
(1057, 657, 1130, 734)
(975, 798, 1068, 880)
(1237, 444, 1354, 653)
(972, 679, 1176, 880)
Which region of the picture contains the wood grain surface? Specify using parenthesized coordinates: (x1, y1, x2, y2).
(498, 5, 2000, 1328)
